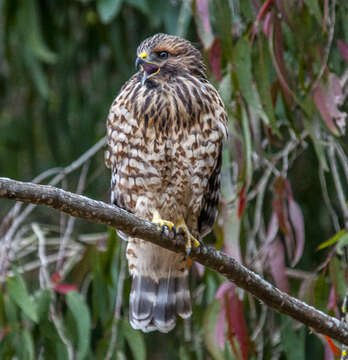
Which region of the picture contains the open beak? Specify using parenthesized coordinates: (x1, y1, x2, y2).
(135, 55, 160, 85)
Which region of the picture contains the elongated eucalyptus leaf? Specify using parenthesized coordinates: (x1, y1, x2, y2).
(122, 319, 146, 360)
(254, 36, 279, 134)
(7, 273, 38, 323)
(176, 0, 192, 37)
(203, 300, 224, 360)
(66, 291, 91, 360)
(235, 37, 269, 126)
(18, 0, 56, 63)
(241, 106, 253, 187)
(317, 230, 347, 251)
(304, 0, 322, 25)
(280, 317, 305, 360)
(22, 330, 35, 360)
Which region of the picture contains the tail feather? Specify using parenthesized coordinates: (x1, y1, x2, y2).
(153, 277, 176, 332)
(129, 272, 192, 333)
(175, 276, 192, 319)
(129, 276, 155, 330)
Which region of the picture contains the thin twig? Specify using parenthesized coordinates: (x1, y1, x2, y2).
(328, 140, 348, 229)
(1, 137, 106, 249)
(319, 164, 341, 232)
(32, 223, 51, 288)
(334, 142, 348, 182)
(57, 162, 90, 272)
(32, 224, 75, 359)
(1, 177, 348, 345)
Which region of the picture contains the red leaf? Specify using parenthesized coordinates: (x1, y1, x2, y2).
(194, 262, 205, 277)
(273, 178, 304, 265)
(313, 73, 346, 135)
(51, 272, 61, 283)
(323, 335, 340, 357)
(238, 185, 247, 219)
(209, 38, 222, 81)
(256, 0, 274, 23)
(338, 40, 348, 62)
(288, 198, 305, 266)
(327, 285, 339, 318)
(54, 283, 78, 294)
(216, 283, 249, 360)
(216, 306, 225, 348)
(272, 196, 289, 236)
(266, 212, 279, 243)
(263, 11, 273, 38)
(313, 86, 338, 135)
(251, 0, 274, 43)
(268, 237, 290, 293)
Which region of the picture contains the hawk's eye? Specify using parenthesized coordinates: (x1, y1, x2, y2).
(157, 51, 168, 59)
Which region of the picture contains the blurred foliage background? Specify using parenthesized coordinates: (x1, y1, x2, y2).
(0, 0, 348, 359)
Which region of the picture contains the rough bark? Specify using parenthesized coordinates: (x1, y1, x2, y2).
(0, 177, 347, 345)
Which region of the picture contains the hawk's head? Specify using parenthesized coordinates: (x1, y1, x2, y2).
(135, 33, 206, 85)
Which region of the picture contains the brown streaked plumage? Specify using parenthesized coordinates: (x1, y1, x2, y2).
(105, 33, 228, 333)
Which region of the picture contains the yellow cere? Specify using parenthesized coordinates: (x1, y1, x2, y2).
(139, 52, 147, 59)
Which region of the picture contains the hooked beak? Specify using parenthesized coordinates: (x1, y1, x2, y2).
(135, 55, 160, 85)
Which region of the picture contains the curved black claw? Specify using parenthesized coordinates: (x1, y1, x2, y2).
(161, 225, 176, 240)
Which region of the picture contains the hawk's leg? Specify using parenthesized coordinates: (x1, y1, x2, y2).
(152, 209, 176, 234)
(176, 219, 200, 258)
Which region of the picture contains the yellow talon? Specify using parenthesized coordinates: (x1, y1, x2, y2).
(177, 219, 200, 258)
(152, 210, 175, 231)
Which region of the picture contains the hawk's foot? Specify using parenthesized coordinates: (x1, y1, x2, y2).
(152, 210, 176, 235)
(176, 219, 200, 259)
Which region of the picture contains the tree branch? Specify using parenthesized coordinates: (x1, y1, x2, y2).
(0, 177, 348, 345)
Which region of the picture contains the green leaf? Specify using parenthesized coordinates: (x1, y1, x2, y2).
(203, 300, 224, 360)
(329, 258, 347, 298)
(336, 232, 348, 255)
(241, 106, 253, 187)
(314, 275, 329, 311)
(304, 0, 322, 24)
(254, 37, 279, 135)
(235, 37, 269, 126)
(97, 0, 123, 23)
(280, 317, 305, 360)
(4, 293, 18, 324)
(35, 289, 51, 322)
(22, 330, 35, 360)
(317, 229, 347, 250)
(218, 71, 233, 108)
(176, 0, 192, 37)
(179, 345, 191, 360)
(23, 49, 49, 99)
(66, 291, 91, 360)
(19, 1, 56, 63)
(0, 290, 6, 326)
(7, 273, 38, 323)
(122, 319, 146, 360)
(213, 0, 233, 58)
(302, 101, 329, 171)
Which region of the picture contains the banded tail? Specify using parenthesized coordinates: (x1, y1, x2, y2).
(129, 272, 192, 333)
(126, 238, 192, 332)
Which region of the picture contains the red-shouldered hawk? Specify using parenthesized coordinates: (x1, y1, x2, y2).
(105, 33, 228, 333)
